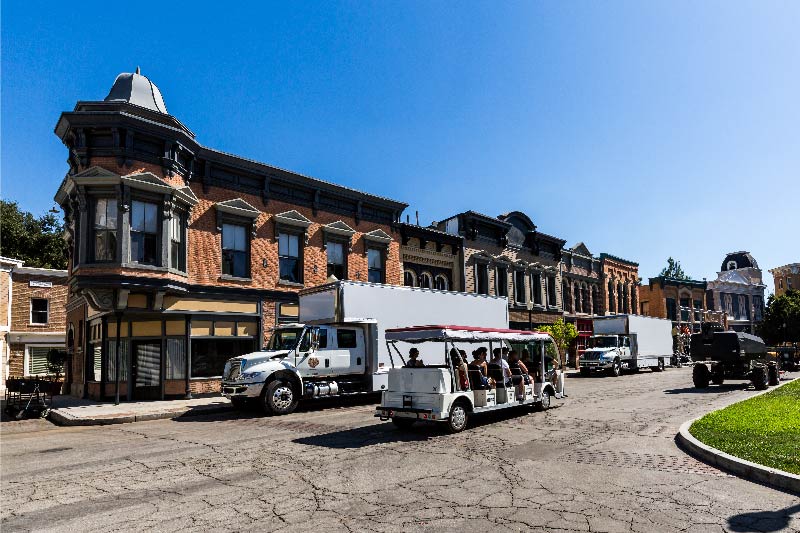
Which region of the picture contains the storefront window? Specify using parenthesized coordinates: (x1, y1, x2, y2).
(191, 338, 256, 378)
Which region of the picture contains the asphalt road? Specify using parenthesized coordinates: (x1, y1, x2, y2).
(2, 367, 798, 532)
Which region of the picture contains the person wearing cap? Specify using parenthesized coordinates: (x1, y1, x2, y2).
(405, 348, 425, 367)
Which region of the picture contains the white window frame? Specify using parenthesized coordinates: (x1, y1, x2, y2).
(24, 344, 62, 376)
(30, 298, 50, 325)
(434, 274, 449, 291)
(403, 269, 417, 287)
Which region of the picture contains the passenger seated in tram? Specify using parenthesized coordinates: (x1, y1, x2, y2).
(488, 348, 513, 387)
(468, 349, 492, 389)
(405, 348, 425, 367)
(450, 349, 470, 391)
(508, 350, 530, 400)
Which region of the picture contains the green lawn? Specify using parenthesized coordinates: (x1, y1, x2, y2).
(690, 379, 800, 475)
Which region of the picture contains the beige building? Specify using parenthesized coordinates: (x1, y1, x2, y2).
(399, 223, 464, 292)
(769, 263, 799, 297)
(1, 257, 68, 391)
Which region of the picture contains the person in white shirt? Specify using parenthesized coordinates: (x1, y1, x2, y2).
(489, 348, 512, 387)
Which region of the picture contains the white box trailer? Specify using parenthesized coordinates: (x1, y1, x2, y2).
(581, 315, 673, 376)
(221, 280, 509, 415)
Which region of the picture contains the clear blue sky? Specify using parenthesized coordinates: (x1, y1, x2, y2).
(2, 1, 798, 291)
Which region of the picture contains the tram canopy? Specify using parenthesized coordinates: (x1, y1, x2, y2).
(385, 325, 553, 344)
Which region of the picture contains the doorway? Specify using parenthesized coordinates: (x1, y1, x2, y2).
(132, 341, 161, 400)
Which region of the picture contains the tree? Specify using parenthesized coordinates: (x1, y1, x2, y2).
(538, 318, 578, 367)
(757, 290, 800, 345)
(0, 200, 67, 269)
(659, 257, 691, 280)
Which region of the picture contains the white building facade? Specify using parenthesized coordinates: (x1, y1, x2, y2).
(707, 252, 766, 334)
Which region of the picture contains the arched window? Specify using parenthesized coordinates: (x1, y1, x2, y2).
(434, 274, 449, 291)
(592, 285, 600, 315)
(419, 272, 433, 289)
(573, 283, 580, 313)
(67, 324, 75, 353)
(617, 282, 624, 314)
(608, 280, 615, 313)
(582, 284, 590, 314)
(727, 260, 737, 270)
(403, 269, 417, 287)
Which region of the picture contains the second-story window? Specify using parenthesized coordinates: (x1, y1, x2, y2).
(515, 271, 527, 303)
(532, 273, 542, 305)
(170, 214, 186, 272)
(326, 242, 346, 280)
(222, 223, 249, 278)
(30, 298, 49, 324)
(93, 198, 117, 262)
(547, 276, 557, 306)
(476, 263, 489, 295)
(278, 233, 301, 283)
(367, 248, 384, 283)
(130, 201, 159, 265)
(496, 267, 508, 297)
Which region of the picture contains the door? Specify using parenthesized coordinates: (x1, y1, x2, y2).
(132, 342, 161, 400)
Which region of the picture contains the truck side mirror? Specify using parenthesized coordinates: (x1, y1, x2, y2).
(310, 328, 320, 351)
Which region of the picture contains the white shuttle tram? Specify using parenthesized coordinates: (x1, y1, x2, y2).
(376, 325, 565, 432)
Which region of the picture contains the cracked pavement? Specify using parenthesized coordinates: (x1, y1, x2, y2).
(2, 368, 798, 532)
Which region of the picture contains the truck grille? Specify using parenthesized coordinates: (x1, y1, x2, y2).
(582, 352, 601, 361)
(225, 360, 242, 381)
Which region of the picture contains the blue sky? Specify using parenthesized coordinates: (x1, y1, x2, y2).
(2, 1, 798, 290)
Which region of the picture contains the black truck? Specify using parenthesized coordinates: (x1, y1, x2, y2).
(690, 324, 775, 390)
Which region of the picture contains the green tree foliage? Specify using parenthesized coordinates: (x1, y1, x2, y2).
(659, 257, 691, 280)
(0, 201, 67, 269)
(538, 318, 579, 364)
(757, 290, 800, 344)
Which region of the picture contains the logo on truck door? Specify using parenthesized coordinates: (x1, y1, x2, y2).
(308, 357, 320, 369)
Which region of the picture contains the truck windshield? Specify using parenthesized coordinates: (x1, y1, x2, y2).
(590, 337, 617, 348)
(267, 328, 304, 350)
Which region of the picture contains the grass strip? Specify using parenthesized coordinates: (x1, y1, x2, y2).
(689, 379, 800, 475)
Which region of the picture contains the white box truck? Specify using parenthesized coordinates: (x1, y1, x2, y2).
(580, 315, 673, 376)
(221, 280, 509, 415)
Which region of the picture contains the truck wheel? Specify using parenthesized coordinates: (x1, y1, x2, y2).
(538, 390, 551, 411)
(262, 380, 298, 415)
(579, 367, 590, 377)
(392, 417, 415, 430)
(653, 359, 665, 372)
(610, 359, 622, 377)
(692, 365, 710, 388)
(447, 401, 469, 433)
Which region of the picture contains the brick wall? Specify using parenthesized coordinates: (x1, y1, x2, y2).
(76, 160, 403, 294)
(8, 344, 24, 376)
(0, 270, 9, 328)
(10, 274, 68, 333)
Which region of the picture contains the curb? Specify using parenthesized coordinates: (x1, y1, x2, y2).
(49, 403, 232, 426)
(677, 378, 799, 495)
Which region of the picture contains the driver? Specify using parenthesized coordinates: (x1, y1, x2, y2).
(405, 348, 425, 368)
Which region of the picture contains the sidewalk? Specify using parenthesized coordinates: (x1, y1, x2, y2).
(48, 395, 233, 426)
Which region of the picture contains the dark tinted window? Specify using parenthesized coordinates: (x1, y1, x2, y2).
(336, 329, 357, 349)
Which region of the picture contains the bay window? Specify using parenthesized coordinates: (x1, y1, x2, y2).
(93, 198, 117, 262)
(130, 200, 159, 264)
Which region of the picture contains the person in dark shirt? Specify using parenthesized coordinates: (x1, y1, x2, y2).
(405, 348, 425, 367)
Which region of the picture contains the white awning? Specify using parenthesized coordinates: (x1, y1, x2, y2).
(385, 325, 552, 344)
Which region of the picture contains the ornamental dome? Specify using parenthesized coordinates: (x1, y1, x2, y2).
(104, 67, 168, 114)
(721, 251, 759, 272)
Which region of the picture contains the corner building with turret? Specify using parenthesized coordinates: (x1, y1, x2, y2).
(54, 70, 407, 400)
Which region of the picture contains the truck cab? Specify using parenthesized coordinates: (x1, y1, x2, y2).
(580, 335, 630, 376)
(221, 321, 375, 415)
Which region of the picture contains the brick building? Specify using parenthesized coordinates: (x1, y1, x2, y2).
(638, 276, 724, 331)
(600, 253, 640, 316)
(437, 211, 565, 329)
(399, 223, 464, 292)
(769, 263, 800, 297)
(560, 244, 602, 366)
(53, 69, 406, 401)
(0, 257, 68, 391)
(707, 252, 766, 334)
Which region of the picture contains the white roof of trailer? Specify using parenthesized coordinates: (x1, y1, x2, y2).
(385, 325, 553, 343)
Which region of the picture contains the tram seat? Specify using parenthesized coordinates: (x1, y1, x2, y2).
(468, 369, 489, 390)
(487, 363, 504, 382)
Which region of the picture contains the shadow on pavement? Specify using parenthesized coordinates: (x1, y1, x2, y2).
(727, 503, 800, 532)
(292, 404, 549, 449)
(173, 394, 380, 422)
(664, 383, 750, 394)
